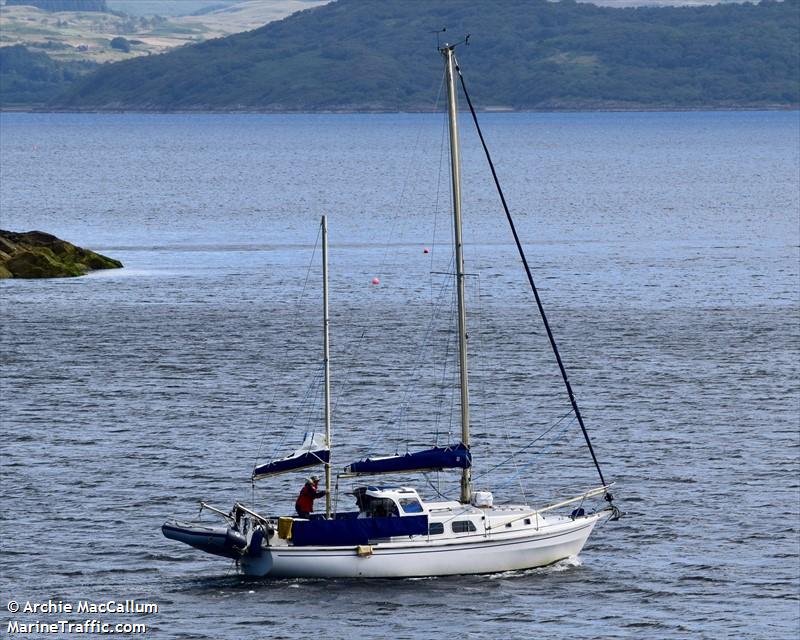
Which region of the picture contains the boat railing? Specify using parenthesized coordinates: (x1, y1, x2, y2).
(199, 501, 234, 522)
(485, 485, 614, 531)
(199, 501, 271, 526)
(232, 502, 271, 525)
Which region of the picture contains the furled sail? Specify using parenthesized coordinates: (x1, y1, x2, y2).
(343, 443, 471, 476)
(252, 432, 329, 480)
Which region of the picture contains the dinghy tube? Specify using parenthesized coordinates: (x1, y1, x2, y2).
(162, 520, 257, 560)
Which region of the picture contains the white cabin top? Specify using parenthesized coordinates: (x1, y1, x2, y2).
(353, 486, 427, 517)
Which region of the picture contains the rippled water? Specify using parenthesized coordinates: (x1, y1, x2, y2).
(1, 111, 798, 639)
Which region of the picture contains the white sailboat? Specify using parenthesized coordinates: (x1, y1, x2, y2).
(163, 42, 620, 578)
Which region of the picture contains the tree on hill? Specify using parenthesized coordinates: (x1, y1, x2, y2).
(110, 36, 131, 52)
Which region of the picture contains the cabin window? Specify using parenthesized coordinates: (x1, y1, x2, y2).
(428, 522, 444, 535)
(399, 498, 423, 514)
(352, 489, 398, 516)
(372, 500, 399, 517)
(524, 518, 531, 525)
(452, 520, 477, 534)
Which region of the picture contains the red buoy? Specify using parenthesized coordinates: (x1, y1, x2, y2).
(371, 277, 380, 285)
(423, 247, 430, 254)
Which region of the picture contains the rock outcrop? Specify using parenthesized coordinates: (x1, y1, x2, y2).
(0, 230, 122, 279)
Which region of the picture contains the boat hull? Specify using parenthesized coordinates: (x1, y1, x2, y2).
(240, 513, 602, 578)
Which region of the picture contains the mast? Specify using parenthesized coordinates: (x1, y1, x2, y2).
(442, 45, 472, 505)
(321, 215, 332, 518)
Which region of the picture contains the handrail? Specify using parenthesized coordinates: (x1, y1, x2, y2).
(199, 501, 270, 525)
(485, 485, 613, 530)
(232, 502, 270, 524)
(199, 501, 234, 522)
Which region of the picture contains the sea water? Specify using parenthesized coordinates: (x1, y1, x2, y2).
(1, 111, 798, 639)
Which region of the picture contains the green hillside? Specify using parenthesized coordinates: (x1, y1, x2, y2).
(0, 45, 97, 107)
(46, 0, 800, 110)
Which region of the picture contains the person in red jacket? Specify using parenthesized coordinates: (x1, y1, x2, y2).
(295, 475, 325, 518)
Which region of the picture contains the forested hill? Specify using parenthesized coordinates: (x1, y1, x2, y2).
(55, 0, 799, 111)
(0, 46, 97, 107)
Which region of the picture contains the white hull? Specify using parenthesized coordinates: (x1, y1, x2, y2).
(240, 513, 602, 578)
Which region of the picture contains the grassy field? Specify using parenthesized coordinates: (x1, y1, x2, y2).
(0, 1, 328, 63)
(106, 1, 240, 17)
(171, 1, 328, 37)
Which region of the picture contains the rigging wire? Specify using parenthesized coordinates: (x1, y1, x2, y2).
(422, 472, 453, 501)
(266, 365, 324, 467)
(296, 364, 326, 432)
(252, 224, 322, 474)
(492, 417, 576, 497)
(429, 101, 450, 302)
(429, 94, 452, 446)
(431, 266, 456, 445)
(374, 68, 447, 279)
(394, 255, 457, 444)
(331, 69, 448, 453)
(472, 408, 575, 481)
(454, 53, 614, 505)
(470, 272, 489, 486)
(444, 278, 459, 443)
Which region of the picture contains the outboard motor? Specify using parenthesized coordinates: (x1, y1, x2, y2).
(247, 526, 265, 558)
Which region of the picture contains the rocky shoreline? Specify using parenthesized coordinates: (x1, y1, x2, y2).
(0, 230, 122, 278)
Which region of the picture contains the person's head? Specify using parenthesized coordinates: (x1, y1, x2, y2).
(308, 475, 320, 486)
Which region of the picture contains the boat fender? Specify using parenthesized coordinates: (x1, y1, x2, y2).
(471, 491, 493, 508)
(277, 516, 293, 540)
(356, 545, 373, 557)
(247, 526, 265, 557)
(570, 508, 585, 520)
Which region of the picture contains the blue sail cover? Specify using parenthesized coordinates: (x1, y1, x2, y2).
(253, 449, 329, 479)
(253, 432, 329, 480)
(344, 443, 471, 476)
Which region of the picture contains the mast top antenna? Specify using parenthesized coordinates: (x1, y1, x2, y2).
(434, 28, 470, 52)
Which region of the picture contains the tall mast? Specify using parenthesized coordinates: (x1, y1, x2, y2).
(443, 45, 472, 505)
(321, 215, 332, 518)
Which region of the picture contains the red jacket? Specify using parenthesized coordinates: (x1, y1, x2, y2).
(295, 482, 325, 514)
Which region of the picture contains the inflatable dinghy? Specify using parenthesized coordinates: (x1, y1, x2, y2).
(162, 520, 259, 560)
